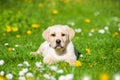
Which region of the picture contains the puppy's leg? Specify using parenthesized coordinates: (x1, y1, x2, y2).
(65, 56, 76, 66)
(43, 56, 56, 65)
(30, 45, 43, 55)
(66, 59, 76, 66)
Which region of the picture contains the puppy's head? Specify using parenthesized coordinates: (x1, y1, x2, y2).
(42, 25, 75, 50)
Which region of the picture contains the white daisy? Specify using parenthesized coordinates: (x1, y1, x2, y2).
(0, 60, 4, 66)
(23, 61, 30, 67)
(0, 71, 5, 76)
(58, 75, 66, 80)
(49, 66, 58, 71)
(75, 28, 82, 33)
(59, 74, 74, 80)
(66, 74, 74, 80)
(56, 69, 64, 74)
(35, 62, 42, 68)
(12, 48, 15, 51)
(19, 68, 28, 76)
(18, 76, 26, 80)
(67, 21, 75, 26)
(50, 76, 56, 80)
(4, 43, 9, 46)
(19, 71, 24, 76)
(114, 74, 120, 80)
(43, 74, 51, 79)
(88, 33, 92, 37)
(17, 63, 23, 67)
(98, 29, 105, 34)
(82, 76, 90, 80)
(26, 72, 33, 77)
(80, 54, 83, 58)
(15, 44, 19, 47)
(22, 68, 28, 73)
(104, 26, 109, 30)
(118, 27, 120, 31)
(6, 73, 13, 80)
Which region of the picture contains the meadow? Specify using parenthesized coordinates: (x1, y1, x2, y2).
(0, 0, 120, 80)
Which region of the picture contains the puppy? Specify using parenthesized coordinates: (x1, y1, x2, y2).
(31, 25, 77, 65)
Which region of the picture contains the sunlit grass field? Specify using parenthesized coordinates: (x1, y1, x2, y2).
(0, 0, 120, 80)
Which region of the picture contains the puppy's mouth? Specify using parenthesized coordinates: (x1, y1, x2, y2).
(55, 44, 64, 49)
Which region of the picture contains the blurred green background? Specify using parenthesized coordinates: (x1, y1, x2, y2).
(0, 0, 120, 80)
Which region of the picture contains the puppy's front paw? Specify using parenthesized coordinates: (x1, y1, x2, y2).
(30, 52, 41, 55)
(43, 56, 56, 65)
(66, 58, 76, 66)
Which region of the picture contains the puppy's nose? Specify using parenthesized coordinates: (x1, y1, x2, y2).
(56, 39, 61, 44)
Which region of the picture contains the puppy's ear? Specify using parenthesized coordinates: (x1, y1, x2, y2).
(65, 25, 75, 40)
(42, 27, 51, 41)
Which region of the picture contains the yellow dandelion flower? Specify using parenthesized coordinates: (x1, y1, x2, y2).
(53, 10, 58, 14)
(112, 32, 119, 38)
(8, 48, 12, 51)
(16, 34, 21, 38)
(29, 68, 32, 71)
(86, 48, 91, 54)
(38, 3, 44, 7)
(6, 26, 12, 32)
(85, 19, 91, 23)
(26, 77, 33, 80)
(91, 28, 96, 32)
(27, 30, 32, 35)
(100, 73, 109, 80)
(32, 24, 39, 29)
(12, 27, 18, 32)
(0, 76, 5, 80)
(75, 60, 82, 67)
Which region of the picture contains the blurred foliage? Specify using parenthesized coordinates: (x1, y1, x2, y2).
(0, 0, 120, 80)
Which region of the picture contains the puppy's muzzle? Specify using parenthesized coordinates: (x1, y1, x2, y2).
(55, 39, 63, 48)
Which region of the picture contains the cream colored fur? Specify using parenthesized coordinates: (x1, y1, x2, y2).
(31, 25, 76, 65)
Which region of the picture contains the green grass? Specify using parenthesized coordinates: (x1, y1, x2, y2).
(0, 0, 120, 80)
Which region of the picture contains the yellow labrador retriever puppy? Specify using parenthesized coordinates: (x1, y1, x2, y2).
(31, 25, 77, 65)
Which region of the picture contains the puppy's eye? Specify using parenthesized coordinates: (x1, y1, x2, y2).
(61, 34, 65, 36)
(51, 34, 56, 37)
